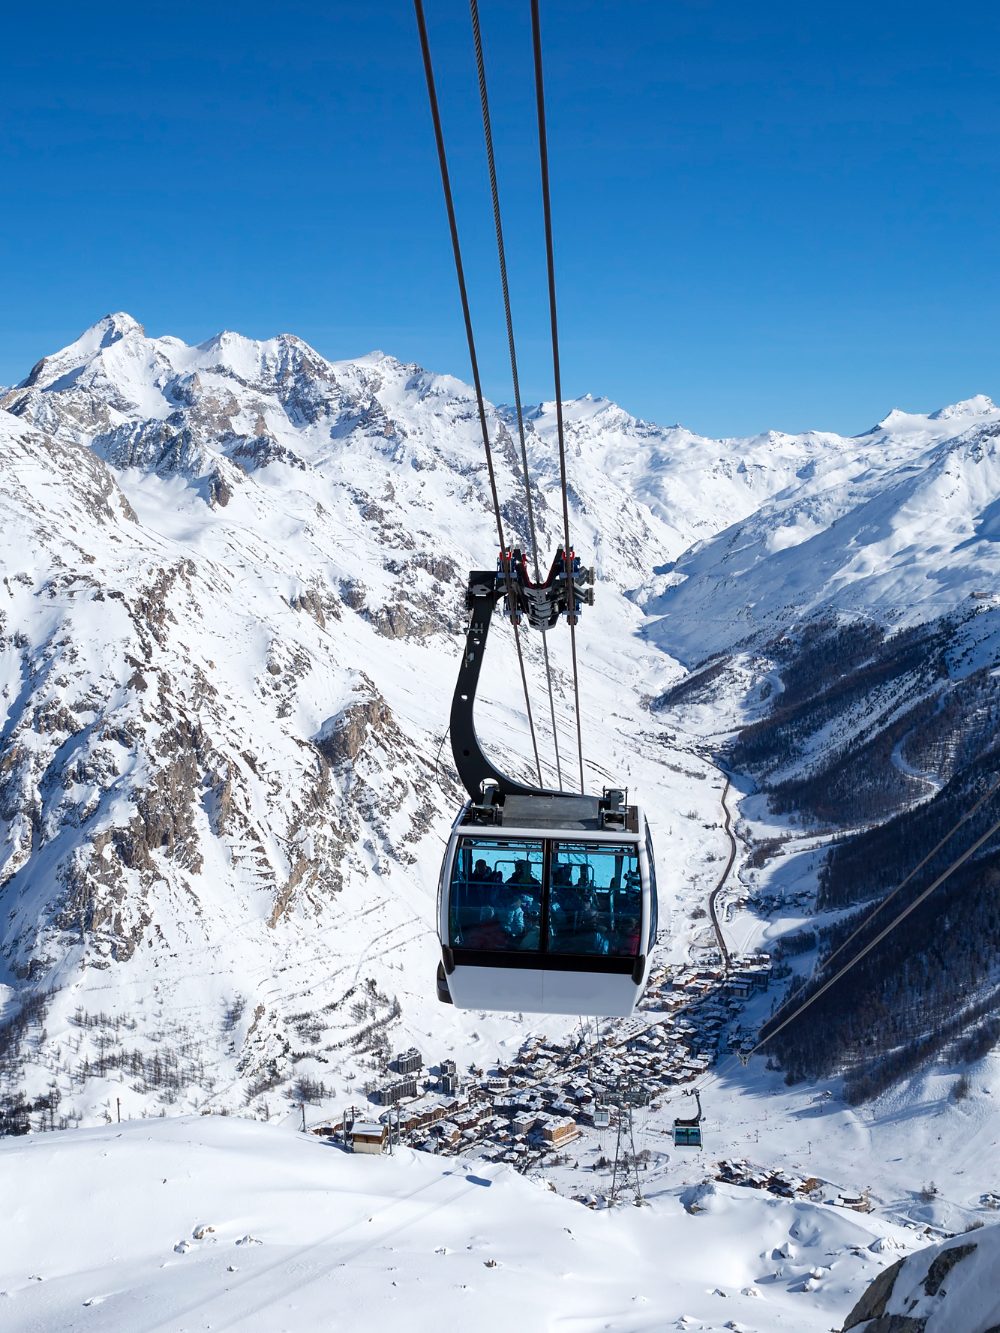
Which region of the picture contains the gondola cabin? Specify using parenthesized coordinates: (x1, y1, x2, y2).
(672, 1088, 703, 1148)
(436, 789, 657, 1017)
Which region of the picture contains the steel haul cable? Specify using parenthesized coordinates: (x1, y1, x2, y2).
(531, 0, 586, 795)
(414, 0, 543, 787)
(469, 0, 564, 791)
(776, 773, 1000, 1021)
(745, 802, 1000, 1060)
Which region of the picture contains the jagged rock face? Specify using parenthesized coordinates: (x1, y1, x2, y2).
(0, 419, 357, 978)
(842, 1225, 1000, 1331)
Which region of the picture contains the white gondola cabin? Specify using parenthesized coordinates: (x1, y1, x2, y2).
(436, 789, 657, 1016)
(435, 563, 659, 1017)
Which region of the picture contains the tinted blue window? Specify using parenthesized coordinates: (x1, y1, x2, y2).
(449, 837, 544, 951)
(548, 842, 642, 957)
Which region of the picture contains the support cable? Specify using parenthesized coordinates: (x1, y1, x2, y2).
(743, 799, 1000, 1062)
(414, 0, 543, 786)
(782, 774, 1000, 1016)
(469, 0, 563, 791)
(531, 0, 585, 794)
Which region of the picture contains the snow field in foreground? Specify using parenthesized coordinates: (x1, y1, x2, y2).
(0, 1115, 917, 1333)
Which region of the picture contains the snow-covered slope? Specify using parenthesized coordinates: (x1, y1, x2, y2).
(644, 396, 1000, 664)
(0, 1114, 923, 1333)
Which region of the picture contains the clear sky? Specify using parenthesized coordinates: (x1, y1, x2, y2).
(3, 0, 999, 437)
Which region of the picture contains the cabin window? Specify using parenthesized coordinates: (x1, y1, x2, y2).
(450, 836, 644, 959)
(645, 825, 658, 950)
(547, 842, 641, 958)
(449, 837, 544, 951)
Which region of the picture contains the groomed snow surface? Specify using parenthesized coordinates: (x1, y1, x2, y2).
(0, 1115, 932, 1333)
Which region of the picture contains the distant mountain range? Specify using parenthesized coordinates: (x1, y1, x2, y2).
(1, 313, 998, 1128)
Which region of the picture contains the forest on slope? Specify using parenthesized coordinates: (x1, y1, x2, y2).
(725, 618, 1000, 1098)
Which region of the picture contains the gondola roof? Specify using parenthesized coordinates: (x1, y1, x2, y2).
(458, 793, 639, 833)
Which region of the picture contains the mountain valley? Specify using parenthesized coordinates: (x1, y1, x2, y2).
(0, 315, 999, 1331)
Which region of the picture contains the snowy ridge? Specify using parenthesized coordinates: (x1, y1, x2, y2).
(644, 397, 1000, 664)
(0, 1115, 938, 1333)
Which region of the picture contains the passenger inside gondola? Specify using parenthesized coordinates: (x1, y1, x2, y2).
(449, 838, 545, 952)
(613, 914, 642, 956)
(462, 910, 510, 950)
(556, 906, 609, 954)
(448, 834, 642, 958)
(548, 841, 640, 956)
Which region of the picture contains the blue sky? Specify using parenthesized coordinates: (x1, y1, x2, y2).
(3, 0, 999, 437)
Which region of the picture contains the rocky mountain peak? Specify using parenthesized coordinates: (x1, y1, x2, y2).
(95, 310, 146, 341)
(17, 312, 146, 391)
(929, 393, 998, 421)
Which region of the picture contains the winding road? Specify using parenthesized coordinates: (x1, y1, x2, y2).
(707, 775, 736, 969)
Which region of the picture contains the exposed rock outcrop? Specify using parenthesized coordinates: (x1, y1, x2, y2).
(842, 1227, 1000, 1333)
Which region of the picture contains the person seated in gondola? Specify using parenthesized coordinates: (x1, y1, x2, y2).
(552, 863, 594, 929)
(462, 907, 512, 950)
(504, 885, 542, 946)
(488, 861, 536, 944)
(611, 914, 641, 956)
(575, 864, 598, 905)
(463, 858, 497, 920)
(506, 859, 540, 889)
(547, 863, 571, 933)
(514, 897, 542, 950)
(554, 905, 609, 955)
(622, 868, 642, 910)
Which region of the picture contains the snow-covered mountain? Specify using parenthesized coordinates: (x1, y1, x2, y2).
(2, 313, 1000, 1136)
(643, 394, 1000, 664)
(0, 313, 717, 1125)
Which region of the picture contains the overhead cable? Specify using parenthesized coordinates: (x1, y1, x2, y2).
(530, 0, 586, 795)
(469, 0, 563, 790)
(414, 0, 543, 787)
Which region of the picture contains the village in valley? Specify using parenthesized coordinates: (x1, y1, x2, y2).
(304, 953, 861, 1209)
